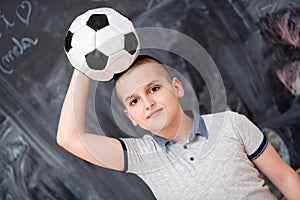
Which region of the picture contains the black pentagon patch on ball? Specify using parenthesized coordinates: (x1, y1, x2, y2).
(86, 14, 109, 31)
(124, 32, 138, 55)
(85, 49, 108, 70)
(64, 31, 73, 52)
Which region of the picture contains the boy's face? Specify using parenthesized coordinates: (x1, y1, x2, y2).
(115, 62, 184, 133)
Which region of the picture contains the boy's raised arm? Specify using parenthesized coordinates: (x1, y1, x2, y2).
(56, 69, 125, 171)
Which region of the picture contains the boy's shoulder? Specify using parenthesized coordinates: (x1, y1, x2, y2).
(200, 110, 239, 118)
(199, 110, 254, 142)
(200, 110, 239, 128)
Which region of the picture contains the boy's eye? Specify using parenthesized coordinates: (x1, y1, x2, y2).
(149, 86, 160, 93)
(130, 98, 138, 106)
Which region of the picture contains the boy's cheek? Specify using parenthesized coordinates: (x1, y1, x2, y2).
(127, 107, 142, 119)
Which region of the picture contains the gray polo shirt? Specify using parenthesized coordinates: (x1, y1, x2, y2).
(119, 111, 276, 200)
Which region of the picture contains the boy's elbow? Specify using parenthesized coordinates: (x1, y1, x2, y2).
(56, 134, 66, 148)
(56, 130, 71, 149)
(56, 122, 76, 148)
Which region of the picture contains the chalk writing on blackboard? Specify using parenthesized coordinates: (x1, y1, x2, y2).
(1, 36, 39, 74)
(0, 0, 39, 75)
(15, 1, 32, 26)
(0, 10, 15, 28)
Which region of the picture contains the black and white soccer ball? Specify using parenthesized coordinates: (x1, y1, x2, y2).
(64, 7, 140, 81)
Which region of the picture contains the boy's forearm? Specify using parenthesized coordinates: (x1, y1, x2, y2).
(57, 69, 91, 145)
(279, 169, 300, 200)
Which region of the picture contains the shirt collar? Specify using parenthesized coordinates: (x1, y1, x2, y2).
(151, 111, 208, 148)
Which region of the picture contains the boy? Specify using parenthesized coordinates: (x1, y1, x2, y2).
(57, 55, 300, 199)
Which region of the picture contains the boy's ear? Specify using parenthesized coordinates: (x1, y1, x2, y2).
(172, 77, 184, 98)
(124, 109, 138, 126)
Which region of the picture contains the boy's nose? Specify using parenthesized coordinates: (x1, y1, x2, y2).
(145, 97, 155, 110)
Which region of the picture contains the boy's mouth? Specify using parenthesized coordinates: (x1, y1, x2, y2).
(147, 108, 163, 119)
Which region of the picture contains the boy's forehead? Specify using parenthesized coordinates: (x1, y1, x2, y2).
(116, 63, 171, 101)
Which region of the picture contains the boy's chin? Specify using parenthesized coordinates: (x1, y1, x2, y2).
(143, 120, 167, 134)
(138, 112, 168, 133)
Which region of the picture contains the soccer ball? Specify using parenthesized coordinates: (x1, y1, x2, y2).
(64, 7, 140, 81)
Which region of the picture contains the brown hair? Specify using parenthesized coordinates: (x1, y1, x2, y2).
(113, 54, 163, 83)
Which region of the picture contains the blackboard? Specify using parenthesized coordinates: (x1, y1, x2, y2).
(0, 0, 300, 199)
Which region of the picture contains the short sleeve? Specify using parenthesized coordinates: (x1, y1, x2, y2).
(117, 138, 128, 173)
(118, 136, 157, 174)
(232, 112, 268, 160)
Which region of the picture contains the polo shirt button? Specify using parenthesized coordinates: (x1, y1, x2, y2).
(190, 157, 194, 161)
(183, 144, 188, 149)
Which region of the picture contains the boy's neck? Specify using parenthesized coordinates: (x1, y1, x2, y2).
(153, 109, 193, 143)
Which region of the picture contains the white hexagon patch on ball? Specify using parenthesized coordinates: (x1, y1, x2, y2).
(64, 7, 140, 81)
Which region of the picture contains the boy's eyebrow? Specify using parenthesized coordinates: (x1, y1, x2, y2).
(125, 95, 133, 103)
(124, 80, 161, 103)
